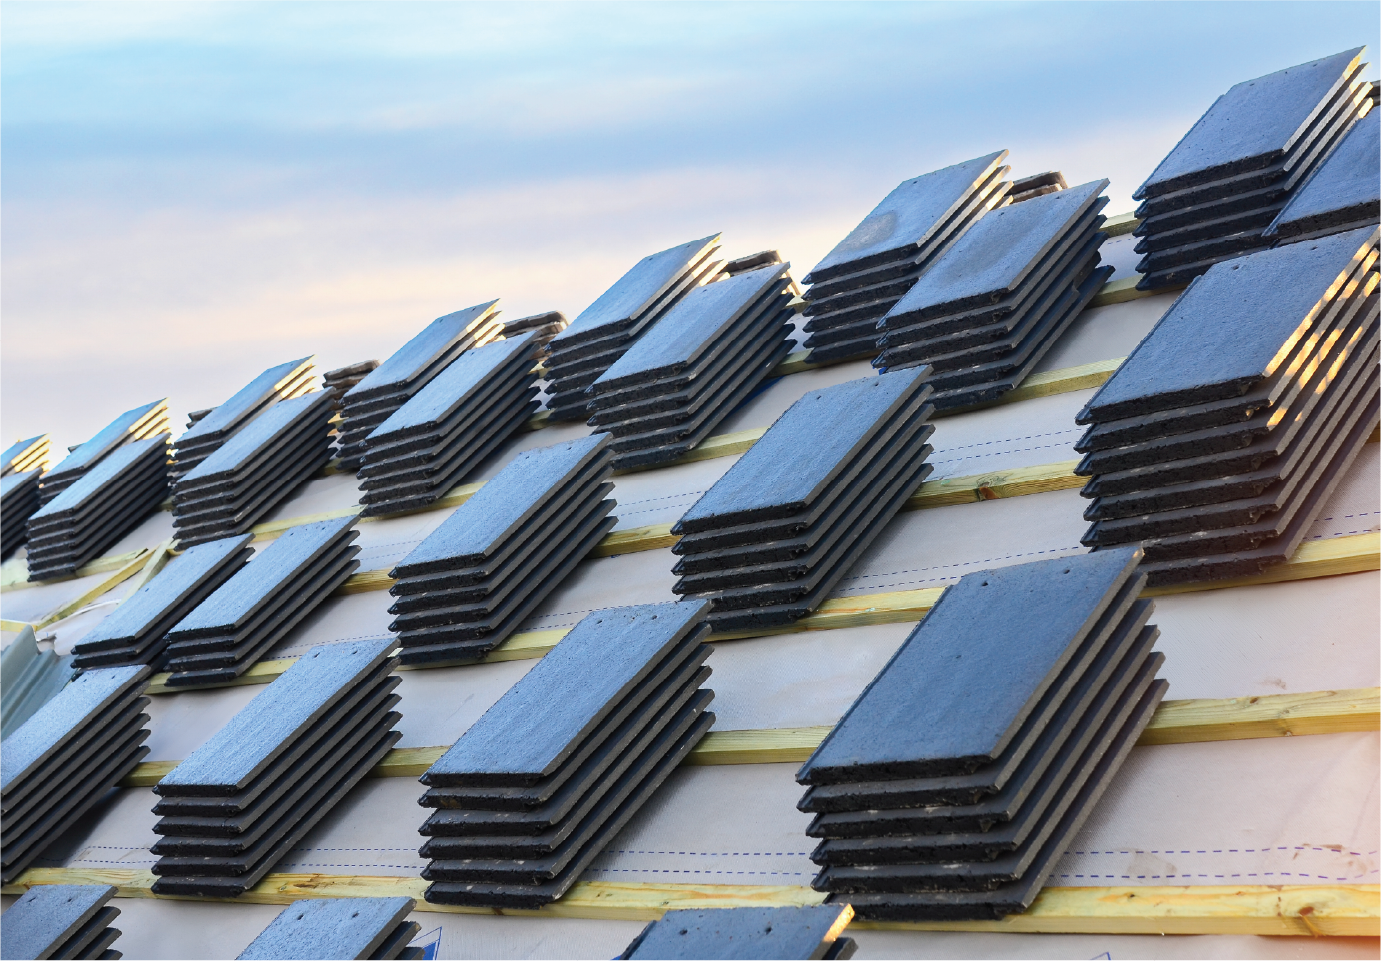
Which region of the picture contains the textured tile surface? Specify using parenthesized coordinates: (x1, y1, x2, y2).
(624, 904, 852, 960)
(1268, 109, 1381, 237)
(885, 180, 1107, 322)
(157, 636, 394, 793)
(675, 370, 929, 532)
(236, 897, 415, 960)
(1, 664, 147, 791)
(596, 265, 790, 387)
(556, 235, 720, 342)
(797, 547, 1142, 784)
(179, 357, 314, 444)
(168, 516, 356, 634)
(46, 400, 165, 477)
(0, 882, 116, 960)
(395, 434, 609, 572)
(1136, 48, 1363, 197)
(424, 600, 709, 785)
(348, 302, 499, 398)
(807, 151, 1008, 282)
(1084, 226, 1377, 420)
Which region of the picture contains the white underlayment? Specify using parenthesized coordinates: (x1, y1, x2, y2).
(4, 289, 1379, 959)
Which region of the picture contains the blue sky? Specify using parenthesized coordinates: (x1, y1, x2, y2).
(3, 1, 1378, 447)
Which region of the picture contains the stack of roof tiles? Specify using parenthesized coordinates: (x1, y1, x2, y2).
(798, 152, 1011, 365)
(150, 637, 402, 897)
(2, 433, 53, 477)
(1265, 108, 1380, 245)
(170, 357, 317, 480)
(39, 400, 170, 505)
(587, 263, 799, 469)
(724, 249, 790, 277)
(1, 470, 42, 559)
(160, 516, 360, 686)
(337, 302, 504, 471)
(171, 390, 335, 546)
(418, 600, 715, 909)
(543, 235, 723, 422)
(1, 665, 151, 884)
(237, 897, 423, 960)
(670, 370, 934, 632)
(1, 435, 52, 559)
(387, 434, 616, 666)
(25, 435, 171, 581)
(874, 179, 1115, 410)
(1007, 171, 1067, 204)
(501, 310, 569, 348)
(796, 548, 1167, 921)
(0, 883, 125, 960)
(620, 905, 856, 960)
(323, 360, 381, 411)
(358, 334, 541, 516)
(70, 534, 254, 670)
(1076, 226, 1380, 586)
(1133, 48, 1371, 291)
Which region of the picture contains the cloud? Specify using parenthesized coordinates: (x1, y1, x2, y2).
(3, 0, 1377, 446)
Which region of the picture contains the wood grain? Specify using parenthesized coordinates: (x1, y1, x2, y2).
(4, 870, 1374, 934)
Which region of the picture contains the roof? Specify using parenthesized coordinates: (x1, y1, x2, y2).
(0, 58, 1377, 961)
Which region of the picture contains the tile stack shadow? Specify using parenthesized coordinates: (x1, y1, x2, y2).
(1076, 226, 1380, 586)
(1133, 48, 1371, 291)
(337, 302, 504, 472)
(387, 433, 617, 666)
(170, 357, 317, 481)
(0, 883, 125, 960)
(358, 335, 542, 516)
(587, 263, 799, 469)
(796, 548, 1167, 921)
(172, 391, 335, 547)
(874, 179, 1114, 410)
(70, 534, 254, 670)
(236, 897, 423, 960)
(799, 152, 1011, 365)
(543, 236, 724, 422)
(149, 637, 402, 897)
(1, 665, 151, 884)
(418, 600, 715, 909)
(160, 516, 360, 686)
(670, 370, 935, 633)
(25, 435, 171, 582)
(39, 400, 170, 506)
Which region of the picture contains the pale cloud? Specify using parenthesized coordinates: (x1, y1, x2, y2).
(3, 1, 1377, 448)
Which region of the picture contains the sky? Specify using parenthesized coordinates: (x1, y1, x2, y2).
(3, 1, 1378, 449)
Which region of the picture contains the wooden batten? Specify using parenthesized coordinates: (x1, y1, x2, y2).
(3, 870, 1375, 936)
